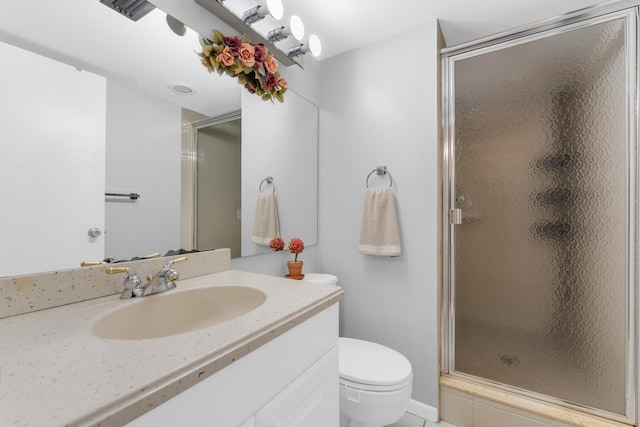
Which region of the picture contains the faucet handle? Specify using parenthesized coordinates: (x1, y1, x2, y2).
(105, 267, 129, 275)
(105, 267, 142, 299)
(81, 261, 104, 267)
(165, 256, 187, 268)
(145, 269, 180, 283)
(165, 256, 186, 286)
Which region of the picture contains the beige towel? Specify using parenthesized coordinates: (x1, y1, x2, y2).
(359, 187, 401, 256)
(251, 193, 280, 245)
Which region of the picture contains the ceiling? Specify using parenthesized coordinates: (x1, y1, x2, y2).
(294, 0, 604, 57)
(0, 0, 608, 117)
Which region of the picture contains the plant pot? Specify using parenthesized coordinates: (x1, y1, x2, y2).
(286, 261, 304, 280)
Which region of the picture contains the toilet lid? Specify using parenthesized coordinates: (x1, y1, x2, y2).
(338, 337, 412, 390)
(303, 273, 338, 286)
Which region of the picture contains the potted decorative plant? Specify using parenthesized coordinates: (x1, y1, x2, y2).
(269, 237, 305, 279)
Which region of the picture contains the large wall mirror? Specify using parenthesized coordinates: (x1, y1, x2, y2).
(0, 1, 318, 277)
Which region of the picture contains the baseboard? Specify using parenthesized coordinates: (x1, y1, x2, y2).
(407, 399, 438, 422)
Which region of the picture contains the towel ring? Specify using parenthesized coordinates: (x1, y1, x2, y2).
(366, 166, 393, 188)
(259, 176, 275, 194)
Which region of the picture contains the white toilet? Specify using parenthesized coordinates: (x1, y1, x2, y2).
(304, 274, 413, 427)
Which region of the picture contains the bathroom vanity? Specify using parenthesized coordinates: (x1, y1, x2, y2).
(0, 250, 342, 426)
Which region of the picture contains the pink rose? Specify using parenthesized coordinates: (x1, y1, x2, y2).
(239, 43, 256, 67)
(216, 46, 235, 67)
(264, 72, 277, 89)
(265, 55, 278, 74)
(277, 77, 287, 90)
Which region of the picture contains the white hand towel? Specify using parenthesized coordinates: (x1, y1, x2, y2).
(359, 187, 401, 256)
(251, 193, 280, 245)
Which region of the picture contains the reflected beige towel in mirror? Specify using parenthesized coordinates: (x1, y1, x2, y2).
(252, 193, 280, 245)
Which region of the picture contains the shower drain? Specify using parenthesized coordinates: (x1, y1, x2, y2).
(500, 354, 520, 367)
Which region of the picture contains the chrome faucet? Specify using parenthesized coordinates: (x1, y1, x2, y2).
(105, 256, 187, 299)
(105, 266, 143, 299)
(142, 256, 187, 297)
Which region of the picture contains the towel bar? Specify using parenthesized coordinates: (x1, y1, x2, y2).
(366, 166, 393, 188)
(105, 192, 140, 200)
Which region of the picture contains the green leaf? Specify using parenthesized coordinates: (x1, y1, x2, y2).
(213, 30, 224, 45)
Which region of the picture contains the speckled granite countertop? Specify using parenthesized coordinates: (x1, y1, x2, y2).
(0, 270, 343, 427)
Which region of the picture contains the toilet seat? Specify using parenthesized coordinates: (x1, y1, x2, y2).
(338, 337, 412, 392)
(339, 373, 413, 392)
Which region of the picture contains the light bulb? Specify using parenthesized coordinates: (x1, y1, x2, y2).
(290, 15, 304, 41)
(266, 0, 283, 20)
(309, 34, 322, 57)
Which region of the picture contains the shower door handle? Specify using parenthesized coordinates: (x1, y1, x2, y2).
(450, 209, 462, 225)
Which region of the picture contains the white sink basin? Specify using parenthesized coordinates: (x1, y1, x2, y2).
(92, 286, 267, 340)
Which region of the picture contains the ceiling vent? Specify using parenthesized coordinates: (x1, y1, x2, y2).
(100, 0, 156, 21)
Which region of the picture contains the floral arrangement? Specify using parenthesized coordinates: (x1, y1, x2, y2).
(270, 237, 304, 262)
(198, 30, 287, 102)
(269, 236, 285, 251)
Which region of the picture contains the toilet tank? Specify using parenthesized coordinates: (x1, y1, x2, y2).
(304, 273, 338, 286)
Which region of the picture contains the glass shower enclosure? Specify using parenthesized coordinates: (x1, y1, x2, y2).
(441, 4, 637, 420)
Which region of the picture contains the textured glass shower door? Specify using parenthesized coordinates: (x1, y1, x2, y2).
(444, 9, 635, 417)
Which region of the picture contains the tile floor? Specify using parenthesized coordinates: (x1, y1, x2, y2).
(386, 412, 457, 427)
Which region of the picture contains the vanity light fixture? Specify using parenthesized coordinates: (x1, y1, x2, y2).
(195, 0, 309, 67)
(267, 26, 291, 43)
(100, 0, 155, 21)
(242, 5, 268, 24)
(242, 0, 284, 24)
(287, 44, 308, 58)
(287, 35, 322, 58)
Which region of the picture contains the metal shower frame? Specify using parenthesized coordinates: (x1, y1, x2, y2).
(440, 1, 639, 423)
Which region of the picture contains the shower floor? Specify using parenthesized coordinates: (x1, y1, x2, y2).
(454, 320, 626, 416)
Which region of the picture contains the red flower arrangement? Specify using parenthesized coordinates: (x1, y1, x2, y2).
(269, 236, 285, 251)
(269, 236, 304, 262)
(198, 30, 287, 102)
(288, 238, 304, 262)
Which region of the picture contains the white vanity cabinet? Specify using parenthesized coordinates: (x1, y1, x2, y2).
(127, 303, 339, 427)
(253, 346, 338, 427)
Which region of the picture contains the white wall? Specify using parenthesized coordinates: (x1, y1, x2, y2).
(105, 82, 181, 260)
(0, 40, 106, 277)
(317, 22, 441, 407)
